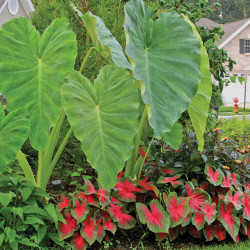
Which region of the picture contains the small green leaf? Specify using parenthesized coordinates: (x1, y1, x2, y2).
(20, 187, 33, 202)
(5, 227, 16, 243)
(71, 172, 80, 177)
(24, 216, 45, 225)
(37, 225, 47, 244)
(19, 237, 38, 247)
(0, 233, 5, 246)
(45, 204, 58, 229)
(0, 192, 14, 207)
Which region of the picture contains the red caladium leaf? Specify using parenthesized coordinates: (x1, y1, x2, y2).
(107, 202, 136, 229)
(192, 211, 205, 230)
(111, 197, 120, 204)
(200, 181, 210, 192)
(136, 199, 170, 233)
(71, 199, 89, 223)
(163, 192, 190, 228)
(182, 211, 192, 227)
(230, 172, 241, 190)
(212, 194, 219, 205)
(96, 218, 105, 244)
(169, 227, 179, 242)
(201, 201, 217, 225)
(214, 223, 226, 241)
(157, 175, 182, 188)
(203, 224, 214, 241)
(58, 195, 70, 211)
(155, 233, 168, 241)
(80, 217, 98, 245)
(242, 191, 250, 221)
(115, 179, 141, 202)
(161, 168, 175, 175)
(96, 189, 110, 207)
(244, 182, 250, 191)
(225, 189, 243, 211)
(217, 199, 240, 238)
(235, 233, 240, 243)
(117, 170, 124, 179)
(185, 182, 210, 211)
(221, 171, 232, 188)
(136, 177, 159, 197)
(179, 226, 187, 235)
(204, 164, 222, 186)
(58, 212, 77, 240)
(240, 216, 250, 239)
(80, 193, 99, 207)
(103, 218, 117, 234)
(188, 224, 202, 238)
(84, 180, 96, 194)
(71, 232, 88, 250)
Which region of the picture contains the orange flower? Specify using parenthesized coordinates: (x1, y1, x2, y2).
(221, 136, 229, 142)
(235, 160, 242, 164)
(223, 166, 230, 170)
(213, 128, 220, 133)
(236, 148, 241, 152)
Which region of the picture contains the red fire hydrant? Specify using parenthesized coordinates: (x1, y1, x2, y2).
(233, 97, 239, 113)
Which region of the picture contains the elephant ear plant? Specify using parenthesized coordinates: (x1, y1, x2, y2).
(0, 0, 212, 190)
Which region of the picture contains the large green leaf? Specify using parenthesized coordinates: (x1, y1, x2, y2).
(124, 0, 201, 138)
(72, 5, 131, 70)
(0, 18, 77, 150)
(163, 122, 183, 150)
(0, 110, 29, 173)
(62, 65, 139, 189)
(187, 18, 212, 151)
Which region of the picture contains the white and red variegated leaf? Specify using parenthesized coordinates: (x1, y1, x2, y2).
(58, 212, 78, 240)
(230, 172, 241, 190)
(80, 217, 98, 245)
(155, 233, 168, 241)
(84, 180, 96, 194)
(188, 224, 202, 238)
(164, 192, 190, 228)
(96, 218, 105, 244)
(71, 199, 89, 223)
(221, 171, 232, 188)
(203, 224, 214, 241)
(225, 189, 243, 211)
(242, 191, 250, 221)
(71, 232, 88, 250)
(204, 164, 222, 186)
(103, 218, 117, 234)
(217, 199, 240, 238)
(169, 227, 179, 242)
(96, 188, 110, 207)
(179, 226, 187, 235)
(157, 174, 183, 188)
(136, 199, 170, 233)
(185, 182, 210, 211)
(115, 179, 141, 202)
(182, 211, 192, 227)
(107, 202, 136, 229)
(192, 211, 205, 230)
(214, 223, 226, 241)
(201, 201, 217, 225)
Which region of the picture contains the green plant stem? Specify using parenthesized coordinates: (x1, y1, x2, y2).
(37, 151, 45, 187)
(40, 109, 65, 175)
(41, 127, 73, 190)
(124, 107, 148, 178)
(16, 151, 36, 185)
(79, 47, 94, 73)
(138, 136, 154, 178)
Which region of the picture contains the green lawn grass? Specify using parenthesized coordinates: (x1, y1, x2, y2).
(219, 106, 250, 112)
(219, 112, 250, 116)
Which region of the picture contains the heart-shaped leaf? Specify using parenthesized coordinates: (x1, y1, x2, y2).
(164, 192, 190, 228)
(186, 18, 212, 151)
(192, 211, 205, 231)
(203, 224, 214, 241)
(0, 18, 77, 150)
(73, 7, 131, 70)
(136, 199, 170, 233)
(124, 0, 201, 138)
(204, 164, 222, 186)
(0, 110, 29, 173)
(62, 65, 139, 189)
(201, 201, 217, 225)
